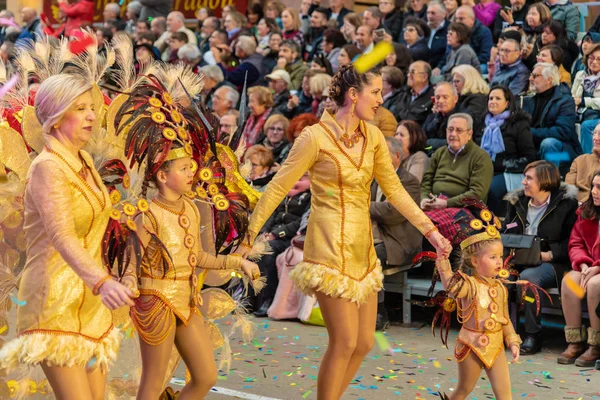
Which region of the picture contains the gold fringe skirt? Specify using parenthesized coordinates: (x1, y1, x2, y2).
(0, 327, 121, 373)
(289, 260, 383, 304)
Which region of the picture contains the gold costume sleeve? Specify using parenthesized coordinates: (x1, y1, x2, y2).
(197, 251, 243, 270)
(30, 160, 109, 290)
(372, 130, 436, 235)
(247, 129, 319, 243)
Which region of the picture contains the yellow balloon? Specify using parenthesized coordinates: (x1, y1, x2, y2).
(353, 42, 394, 73)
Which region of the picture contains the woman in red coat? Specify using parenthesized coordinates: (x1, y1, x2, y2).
(560, 171, 600, 367)
(58, 0, 94, 37)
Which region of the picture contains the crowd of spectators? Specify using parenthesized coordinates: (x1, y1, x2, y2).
(1, 0, 600, 368)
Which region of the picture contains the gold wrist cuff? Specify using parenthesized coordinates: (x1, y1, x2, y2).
(93, 275, 112, 296)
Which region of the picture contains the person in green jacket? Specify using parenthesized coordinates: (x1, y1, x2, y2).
(420, 113, 494, 210)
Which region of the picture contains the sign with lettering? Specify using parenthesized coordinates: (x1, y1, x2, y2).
(43, 0, 241, 24)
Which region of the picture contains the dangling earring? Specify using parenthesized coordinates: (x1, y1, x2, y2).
(350, 99, 357, 118)
(53, 124, 59, 130)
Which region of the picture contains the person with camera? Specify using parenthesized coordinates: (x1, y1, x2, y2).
(503, 160, 578, 355)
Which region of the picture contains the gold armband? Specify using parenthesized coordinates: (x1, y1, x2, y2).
(424, 226, 438, 239)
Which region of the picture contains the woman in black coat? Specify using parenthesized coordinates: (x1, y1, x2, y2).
(503, 161, 579, 355)
(379, 0, 404, 42)
(477, 85, 536, 215)
(403, 17, 431, 63)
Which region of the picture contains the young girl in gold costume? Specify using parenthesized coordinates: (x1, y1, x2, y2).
(239, 64, 452, 400)
(435, 207, 521, 400)
(112, 76, 260, 399)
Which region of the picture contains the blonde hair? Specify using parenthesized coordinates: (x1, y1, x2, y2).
(451, 65, 489, 95)
(460, 238, 501, 271)
(247, 86, 274, 108)
(309, 73, 333, 97)
(35, 73, 93, 134)
(264, 114, 290, 132)
(282, 8, 301, 31)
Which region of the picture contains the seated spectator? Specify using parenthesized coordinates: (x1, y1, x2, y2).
(337, 44, 361, 67)
(394, 120, 430, 182)
(572, 32, 600, 80)
(381, 66, 404, 117)
(355, 24, 374, 54)
(56, 0, 94, 38)
(243, 86, 274, 148)
(326, 0, 351, 29)
(340, 12, 362, 43)
(264, 0, 284, 27)
(559, 171, 600, 366)
(420, 113, 494, 236)
(256, 17, 279, 54)
(124, 1, 141, 35)
(276, 40, 308, 91)
(322, 28, 346, 72)
(423, 82, 462, 151)
(103, 2, 121, 21)
(247, 3, 263, 30)
(19, 7, 43, 41)
(491, 0, 529, 42)
(178, 44, 202, 72)
(245, 145, 279, 190)
(134, 20, 150, 41)
(436, 6, 492, 75)
(444, 0, 459, 20)
(427, 1, 449, 69)
(451, 64, 489, 120)
(407, 0, 428, 21)
(266, 69, 292, 115)
(310, 54, 334, 75)
(393, 60, 434, 125)
(213, 35, 266, 88)
(253, 173, 311, 317)
(480, 86, 536, 215)
(223, 11, 248, 49)
(522, 2, 553, 69)
(384, 42, 413, 77)
(287, 113, 319, 144)
(202, 29, 228, 65)
(212, 85, 239, 118)
(259, 114, 292, 164)
(404, 17, 430, 62)
(504, 161, 578, 355)
(198, 16, 219, 55)
(370, 106, 398, 137)
(167, 31, 187, 64)
(546, 0, 580, 41)
(262, 32, 283, 73)
(489, 38, 530, 95)
(218, 110, 239, 144)
(572, 43, 600, 154)
(363, 6, 383, 32)
(281, 70, 315, 119)
(442, 22, 480, 80)
(309, 73, 332, 115)
(155, 12, 197, 57)
(537, 44, 571, 87)
(522, 63, 581, 168)
(565, 122, 600, 202)
(199, 65, 231, 108)
(379, 0, 404, 42)
(372, 137, 423, 330)
(281, 8, 304, 50)
(134, 43, 159, 72)
(472, 0, 501, 28)
(321, 87, 338, 115)
(304, 7, 329, 61)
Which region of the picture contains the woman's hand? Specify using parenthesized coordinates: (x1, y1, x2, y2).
(432, 67, 441, 77)
(581, 265, 600, 288)
(540, 251, 553, 263)
(575, 97, 582, 108)
(241, 259, 261, 280)
(510, 343, 520, 362)
(121, 276, 139, 298)
(99, 279, 135, 310)
(429, 231, 452, 259)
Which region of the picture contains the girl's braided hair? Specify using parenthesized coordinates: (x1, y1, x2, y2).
(329, 64, 381, 107)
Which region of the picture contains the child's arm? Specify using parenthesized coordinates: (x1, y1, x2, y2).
(435, 258, 475, 300)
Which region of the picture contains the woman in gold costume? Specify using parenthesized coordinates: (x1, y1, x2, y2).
(240, 64, 452, 400)
(0, 73, 136, 399)
(112, 77, 260, 399)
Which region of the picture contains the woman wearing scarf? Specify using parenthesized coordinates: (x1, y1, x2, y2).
(572, 43, 600, 154)
(479, 86, 536, 215)
(243, 86, 274, 149)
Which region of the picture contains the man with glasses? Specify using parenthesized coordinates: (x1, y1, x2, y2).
(490, 38, 530, 95)
(212, 86, 240, 118)
(393, 61, 434, 125)
(522, 62, 581, 170)
(422, 82, 465, 152)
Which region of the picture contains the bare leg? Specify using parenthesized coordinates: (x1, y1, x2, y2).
(86, 365, 107, 400)
(41, 364, 94, 400)
(314, 292, 360, 400)
(136, 325, 177, 399)
(561, 271, 583, 327)
(449, 351, 483, 400)
(174, 312, 218, 400)
(485, 350, 513, 400)
(587, 275, 600, 330)
(337, 292, 377, 397)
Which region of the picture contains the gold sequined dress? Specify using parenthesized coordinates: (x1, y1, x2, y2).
(450, 271, 522, 369)
(248, 111, 435, 304)
(131, 197, 242, 345)
(0, 137, 120, 371)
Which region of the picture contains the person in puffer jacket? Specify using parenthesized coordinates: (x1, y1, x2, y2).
(253, 174, 312, 317)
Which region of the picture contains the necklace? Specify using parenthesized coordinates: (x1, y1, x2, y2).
(339, 127, 362, 149)
(153, 199, 197, 268)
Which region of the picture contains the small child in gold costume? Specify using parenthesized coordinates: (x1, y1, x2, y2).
(434, 207, 521, 400)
